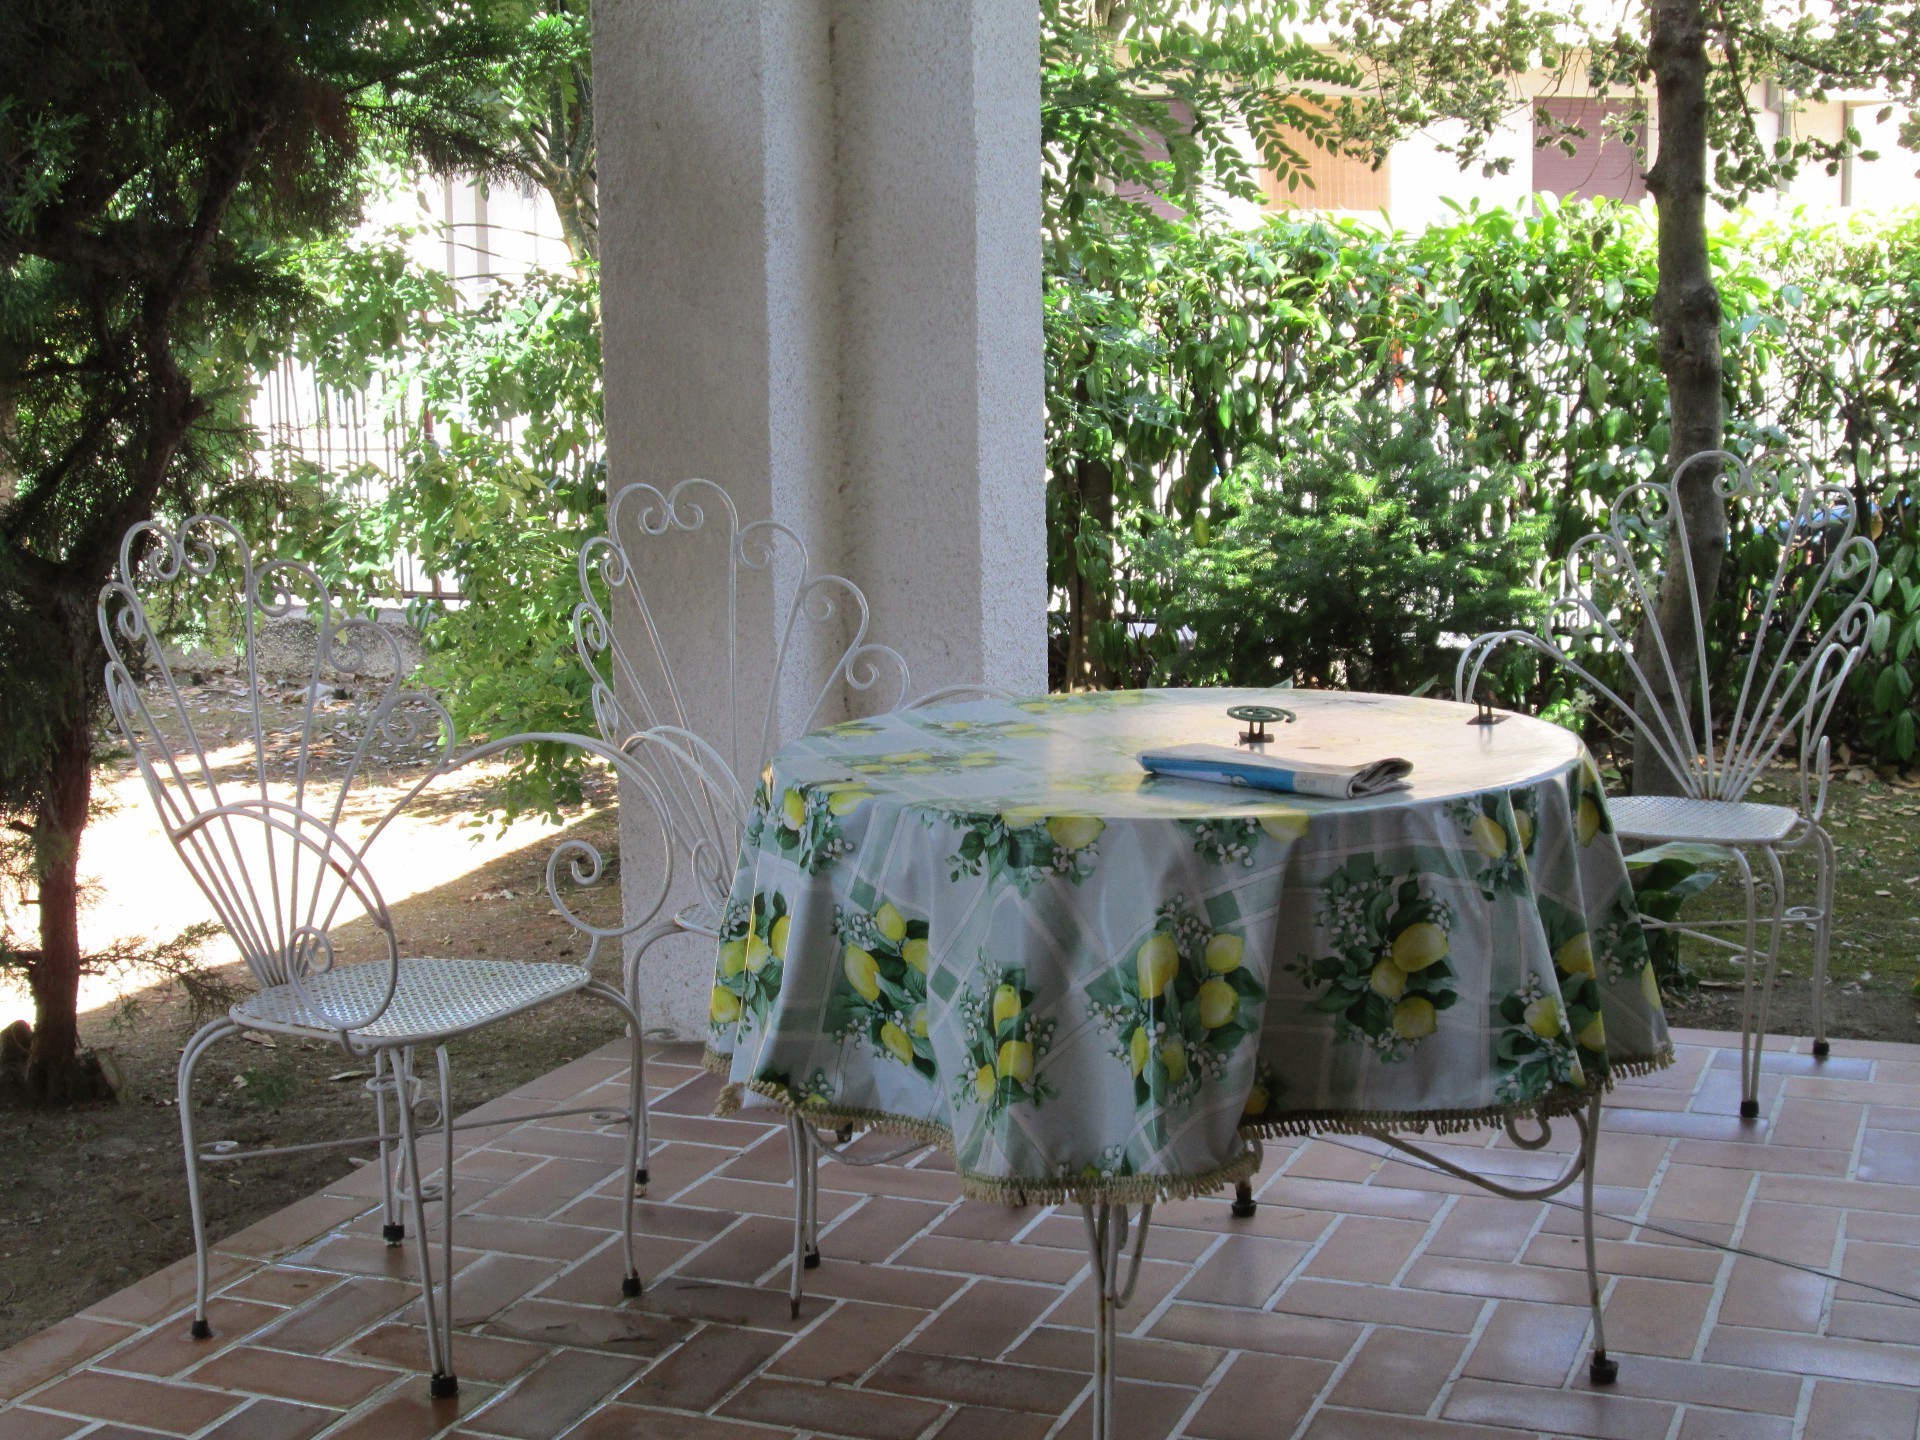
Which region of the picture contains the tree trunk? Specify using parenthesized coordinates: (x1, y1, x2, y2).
(1636, 0, 1726, 796)
(24, 635, 96, 1103)
(1064, 453, 1115, 690)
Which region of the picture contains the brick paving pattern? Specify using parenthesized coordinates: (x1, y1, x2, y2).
(4, 1027, 1919, 1439)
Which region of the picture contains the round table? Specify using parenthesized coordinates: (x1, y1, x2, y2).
(704, 687, 1673, 1205)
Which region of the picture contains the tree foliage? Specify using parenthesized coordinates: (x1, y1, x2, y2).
(274, 234, 605, 818)
(0, 0, 514, 1101)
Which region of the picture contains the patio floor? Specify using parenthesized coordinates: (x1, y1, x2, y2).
(4, 1028, 1920, 1440)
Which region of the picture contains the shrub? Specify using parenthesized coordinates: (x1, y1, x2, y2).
(1143, 402, 1548, 693)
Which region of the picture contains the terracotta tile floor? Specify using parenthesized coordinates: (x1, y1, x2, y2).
(6, 1027, 1920, 1439)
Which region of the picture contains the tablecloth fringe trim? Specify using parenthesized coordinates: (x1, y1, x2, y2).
(1601, 1046, 1675, 1083)
(956, 1149, 1262, 1209)
(1237, 1093, 1586, 1141)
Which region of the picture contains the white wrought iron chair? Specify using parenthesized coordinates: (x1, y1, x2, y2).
(574, 477, 1006, 1313)
(1457, 451, 1878, 1116)
(100, 516, 677, 1399)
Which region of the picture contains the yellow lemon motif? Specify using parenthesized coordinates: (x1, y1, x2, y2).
(882, 750, 932, 764)
(1369, 960, 1406, 1000)
(998, 1040, 1035, 1085)
(1392, 996, 1438, 1041)
(769, 915, 791, 961)
(1471, 813, 1509, 859)
(1524, 994, 1565, 1038)
(1578, 1013, 1608, 1052)
(991, 983, 1023, 1029)
(1243, 1083, 1269, 1118)
(844, 945, 881, 1002)
(745, 934, 772, 972)
(780, 788, 807, 829)
(1136, 933, 1181, 999)
(957, 751, 997, 767)
(912, 1005, 929, 1039)
(1555, 932, 1594, 977)
(1129, 1026, 1151, 1077)
(1515, 810, 1535, 851)
(718, 939, 747, 978)
(1391, 922, 1449, 973)
(1204, 933, 1244, 974)
(1577, 796, 1601, 846)
(974, 1065, 998, 1105)
(880, 1021, 913, 1064)
(710, 986, 741, 1024)
(1159, 1041, 1189, 1084)
(1198, 978, 1239, 1029)
(1258, 810, 1310, 842)
(902, 938, 930, 973)
(1641, 963, 1664, 1012)
(827, 787, 874, 815)
(1046, 815, 1106, 851)
(875, 903, 908, 943)
(1002, 805, 1050, 827)
(1005, 723, 1048, 737)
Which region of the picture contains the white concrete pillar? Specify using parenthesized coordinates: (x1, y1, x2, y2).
(594, 0, 1046, 1038)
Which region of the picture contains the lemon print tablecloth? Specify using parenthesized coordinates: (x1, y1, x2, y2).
(704, 689, 1672, 1206)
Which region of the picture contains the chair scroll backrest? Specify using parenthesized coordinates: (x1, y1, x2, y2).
(573, 479, 911, 912)
(1456, 451, 1878, 811)
(102, 517, 680, 1047)
(99, 516, 453, 1037)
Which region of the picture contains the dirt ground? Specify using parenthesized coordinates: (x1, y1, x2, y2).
(2, 678, 1918, 1350)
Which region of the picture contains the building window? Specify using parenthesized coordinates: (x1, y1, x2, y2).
(1532, 97, 1649, 202)
(1262, 133, 1390, 213)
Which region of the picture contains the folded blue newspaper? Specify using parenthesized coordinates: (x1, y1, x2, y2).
(1139, 743, 1412, 800)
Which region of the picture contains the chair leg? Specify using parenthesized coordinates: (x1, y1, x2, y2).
(1747, 846, 1790, 1091)
(583, 980, 647, 1296)
(372, 1048, 405, 1246)
(393, 1046, 457, 1398)
(433, 1045, 457, 1388)
(1730, 850, 1765, 1119)
(786, 1115, 820, 1319)
(1810, 825, 1836, 1059)
(625, 927, 677, 1197)
(177, 1019, 239, 1341)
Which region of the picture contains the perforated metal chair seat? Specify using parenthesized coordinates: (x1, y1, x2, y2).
(1609, 794, 1801, 847)
(232, 957, 591, 1044)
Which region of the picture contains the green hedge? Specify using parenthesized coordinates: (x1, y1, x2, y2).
(1047, 197, 1920, 763)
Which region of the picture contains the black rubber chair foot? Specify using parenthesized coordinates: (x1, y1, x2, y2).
(789, 1297, 802, 1320)
(622, 1274, 643, 1298)
(430, 1373, 459, 1400)
(1740, 1099, 1760, 1119)
(189, 1318, 213, 1341)
(1589, 1352, 1619, 1385)
(803, 1247, 821, 1271)
(382, 1223, 406, 1246)
(635, 1166, 649, 1186)
(1812, 1039, 1831, 1058)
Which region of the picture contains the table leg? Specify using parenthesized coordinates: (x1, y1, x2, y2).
(1079, 1200, 1153, 1440)
(786, 1115, 820, 1320)
(1365, 1094, 1615, 1384)
(1229, 1138, 1264, 1218)
(1580, 1090, 1616, 1384)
